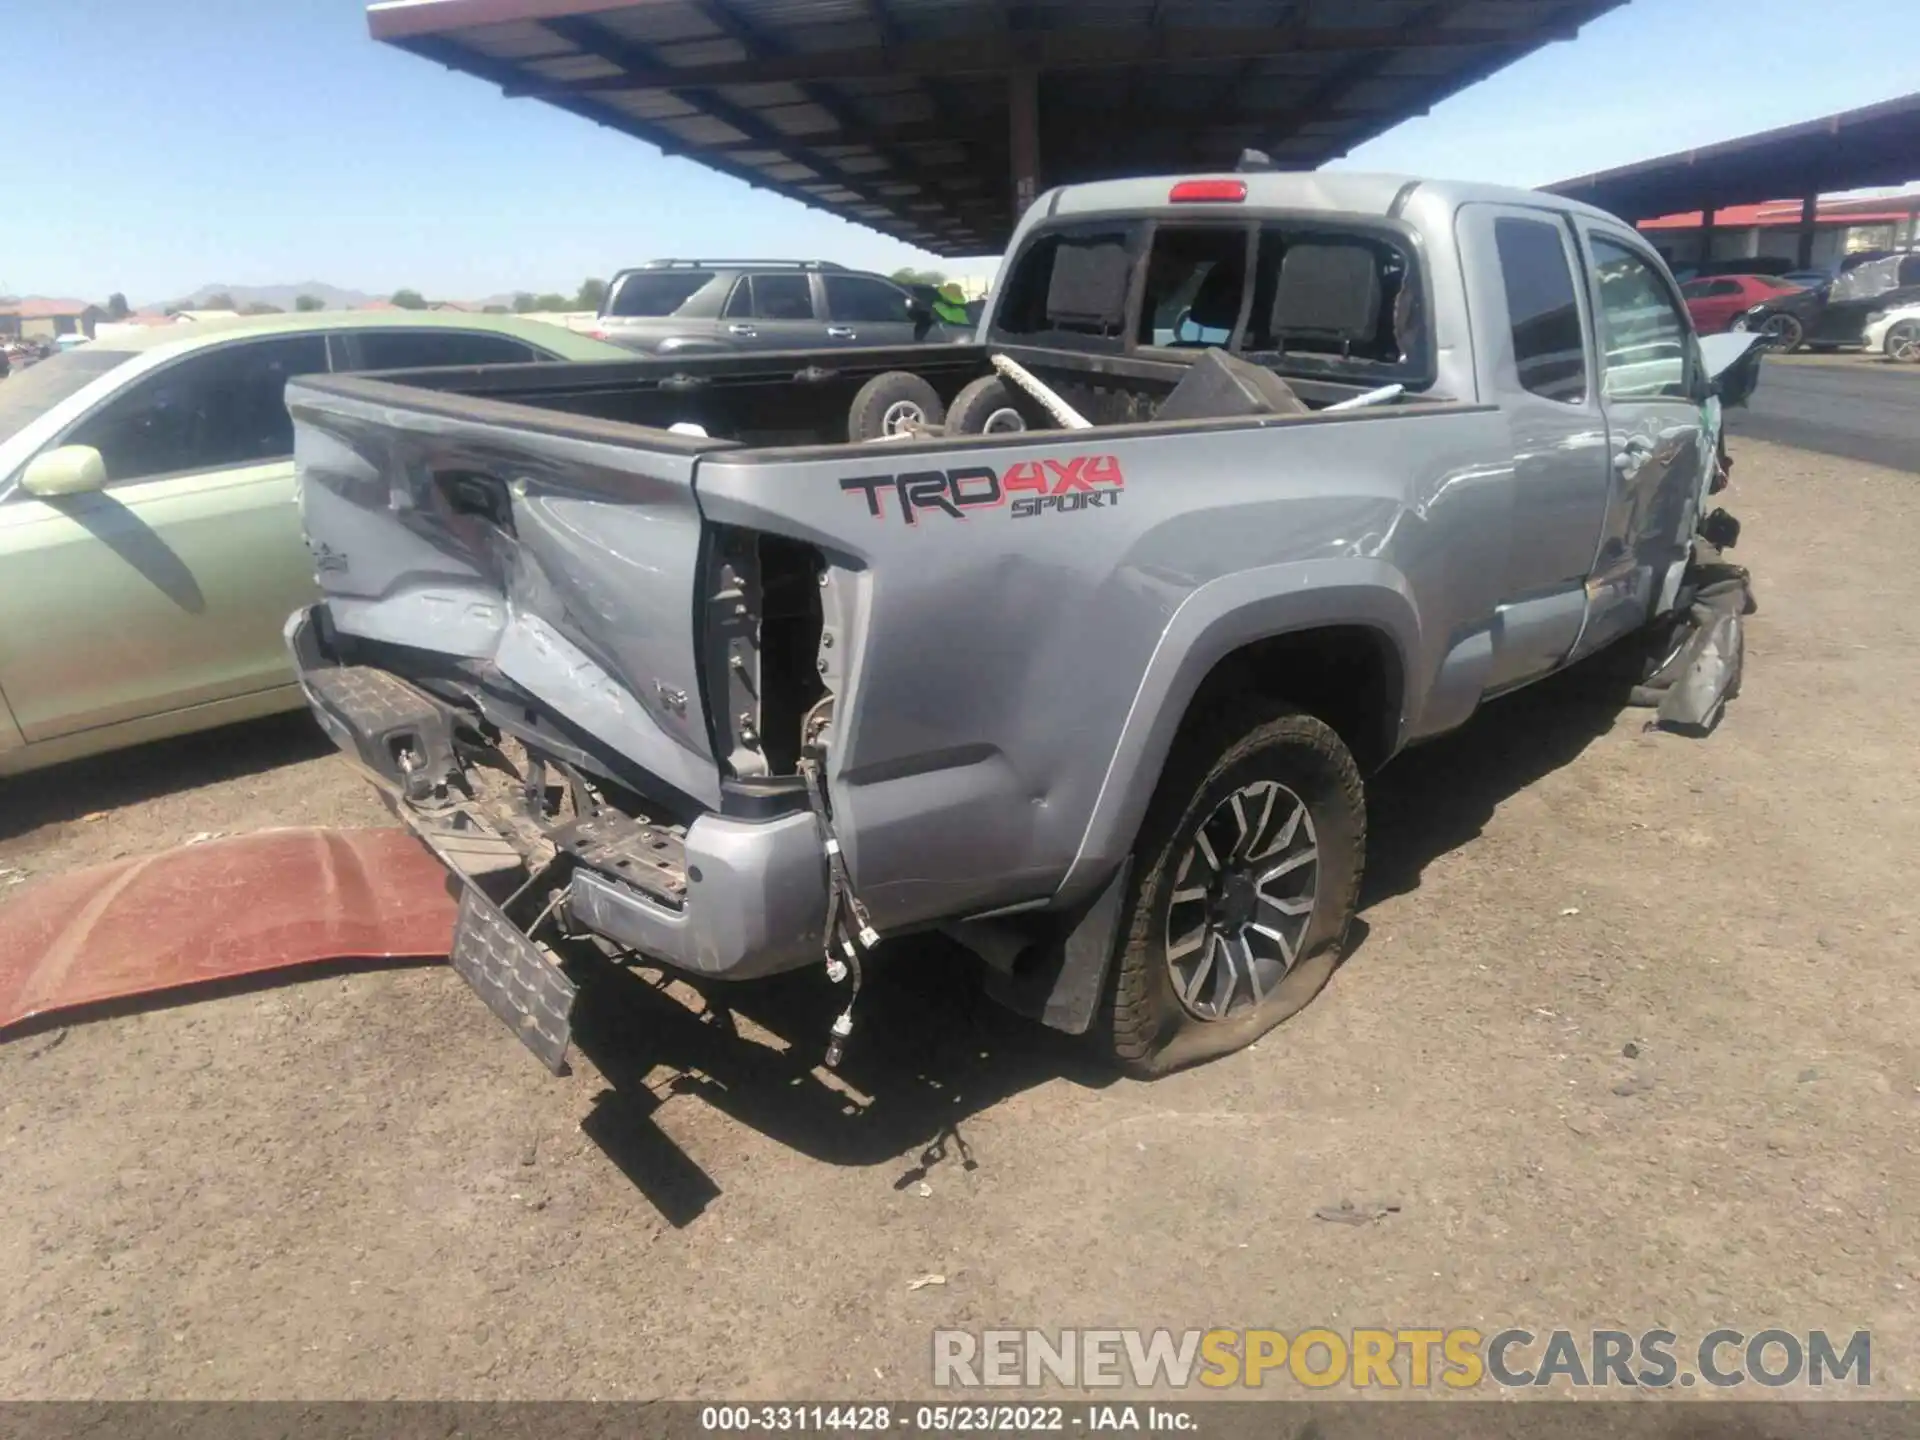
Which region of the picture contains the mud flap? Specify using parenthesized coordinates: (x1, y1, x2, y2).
(978, 860, 1131, 1035)
(447, 885, 577, 1074)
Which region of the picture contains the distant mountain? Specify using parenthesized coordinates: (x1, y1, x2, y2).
(150, 281, 381, 312)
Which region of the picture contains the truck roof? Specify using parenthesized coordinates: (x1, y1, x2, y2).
(1041, 171, 1624, 228)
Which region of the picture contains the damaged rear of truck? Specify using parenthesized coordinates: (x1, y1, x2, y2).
(285, 171, 1752, 1077)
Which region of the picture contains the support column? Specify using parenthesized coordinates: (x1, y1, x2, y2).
(1009, 66, 1040, 221)
(1699, 206, 1717, 266)
(1796, 194, 1818, 269)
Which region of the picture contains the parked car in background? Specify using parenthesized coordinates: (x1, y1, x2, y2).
(1864, 302, 1920, 362)
(1670, 255, 1796, 283)
(1779, 269, 1833, 291)
(0, 311, 629, 777)
(589, 259, 952, 354)
(1679, 273, 1806, 333)
(1731, 253, 1920, 351)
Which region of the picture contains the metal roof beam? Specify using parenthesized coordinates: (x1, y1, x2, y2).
(504, 24, 1566, 95)
(668, 102, 1373, 157)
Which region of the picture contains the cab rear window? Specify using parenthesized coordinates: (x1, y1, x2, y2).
(991, 225, 1137, 348)
(990, 215, 1430, 386)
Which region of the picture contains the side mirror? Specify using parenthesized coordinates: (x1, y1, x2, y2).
(20, 444, 107, 497)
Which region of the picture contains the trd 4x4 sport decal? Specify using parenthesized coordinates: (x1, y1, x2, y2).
(839, 453, 1125, 526)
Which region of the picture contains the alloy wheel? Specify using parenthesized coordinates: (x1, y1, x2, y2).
(1164, 780, 1320, 1022)
(880, 399, 927, 435)
(1760, 314, 1802, 351)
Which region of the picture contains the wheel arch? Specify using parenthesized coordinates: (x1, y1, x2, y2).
(1054, 560, 1419, 905)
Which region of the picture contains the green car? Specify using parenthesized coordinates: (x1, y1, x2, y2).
(0, 312, 630, 777)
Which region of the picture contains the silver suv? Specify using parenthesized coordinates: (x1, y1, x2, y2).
(589, 259, 950, 354)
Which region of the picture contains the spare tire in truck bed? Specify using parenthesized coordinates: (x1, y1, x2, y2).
(945, 375, 1041, 435)
(847, 371, 947, 441)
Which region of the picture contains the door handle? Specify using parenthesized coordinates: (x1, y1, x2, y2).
(826, 325, 857, 339)
(727, 323, 757, 337)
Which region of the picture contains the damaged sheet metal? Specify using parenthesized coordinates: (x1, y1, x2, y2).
(1630, 562, 1754, 737)
(0, 827, 457, 1036)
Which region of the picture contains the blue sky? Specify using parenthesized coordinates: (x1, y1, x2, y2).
(3, 0, 1916, 305)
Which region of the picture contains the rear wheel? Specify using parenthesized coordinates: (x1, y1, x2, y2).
(1759, 313, 1804, 352)
(1099, 706, 1365, 1077)
(1884, 320, 1920, 364)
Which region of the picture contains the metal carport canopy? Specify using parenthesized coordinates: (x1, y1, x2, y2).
(368, 0, 1624, 257)
(1548, 91, 1920, 223)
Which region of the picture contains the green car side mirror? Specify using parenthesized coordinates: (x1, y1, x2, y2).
(20, 444, 107, 498)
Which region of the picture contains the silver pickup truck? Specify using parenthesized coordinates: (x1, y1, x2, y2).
(282, 171, 1755, 1079)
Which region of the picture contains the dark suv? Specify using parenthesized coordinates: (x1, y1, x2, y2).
(589, 259, 950, 354)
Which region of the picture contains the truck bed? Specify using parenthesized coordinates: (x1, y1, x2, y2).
(293, 341, 1451, 459)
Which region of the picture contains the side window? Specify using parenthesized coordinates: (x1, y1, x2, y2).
(1588, 236, 1690, 400)
(825, 275, 911, 323)
(1136, 225, 1247, 348)
(354, 331, 540, 369)
(1708, 279, 1742, 297)
(1493, 216, 1587, 405)
(1679, 279, 1714, 299)
(744, 273, 815, 321)
(65, 334, 329, 484)
(605, 270, 713, 318)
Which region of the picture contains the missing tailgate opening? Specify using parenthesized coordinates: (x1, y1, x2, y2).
(703, 528, 827, 780)
(758, 535, 827, 775)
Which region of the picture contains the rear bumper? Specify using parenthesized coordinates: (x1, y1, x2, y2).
(286, 604, 828, 983)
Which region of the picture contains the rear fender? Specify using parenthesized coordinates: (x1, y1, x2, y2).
(1055, 558, 1420, 902)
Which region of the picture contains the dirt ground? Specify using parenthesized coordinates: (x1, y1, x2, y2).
(1, 436, 1916, 1401)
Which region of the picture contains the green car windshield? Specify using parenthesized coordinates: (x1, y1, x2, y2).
(0, 347, 134, 448)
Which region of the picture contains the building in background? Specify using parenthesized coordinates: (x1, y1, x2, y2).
(0, 299, 105, 341)
(1639, 191, 1920, 273)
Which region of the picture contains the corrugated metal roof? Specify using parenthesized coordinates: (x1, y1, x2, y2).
(368, 0, 1624, 255)
(1551, 92, 1920, 222)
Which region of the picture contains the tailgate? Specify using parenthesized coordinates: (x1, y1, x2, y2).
(285, 374, 727, 807)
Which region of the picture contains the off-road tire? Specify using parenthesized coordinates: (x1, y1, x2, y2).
(1099, 705, 1365, 1078)
(847, 371, 946, 442)
(945, 375, 1038, 435)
